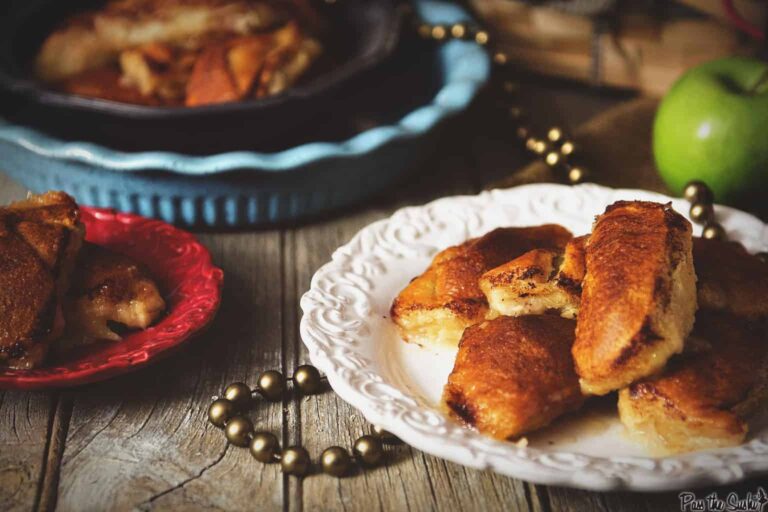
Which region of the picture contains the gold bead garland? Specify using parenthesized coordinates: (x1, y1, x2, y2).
(256, 370, 285, 401)
(689, 202, 714, 223)
(416, 20, 591, 184)
(683, 180, 714, 204)
(680, 181, 727, 240)
(450, 23, 467, 39)
(208, 365, 401, 478)
(702, 222, 727, 241)
(416, 18, 768, 251)
(223, 382, 252, 409)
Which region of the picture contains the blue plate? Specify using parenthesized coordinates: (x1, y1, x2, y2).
(0, 1, 490, 227)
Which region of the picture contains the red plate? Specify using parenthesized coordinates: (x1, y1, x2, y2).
(0, 207, 224, 390)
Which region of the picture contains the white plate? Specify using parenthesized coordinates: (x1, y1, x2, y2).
(299, 183, 768, 491)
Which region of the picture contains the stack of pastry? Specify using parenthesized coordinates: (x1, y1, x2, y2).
(391, 200, 768, 454)
(0, 192, 165, 369)
(34, 0, 323, 106)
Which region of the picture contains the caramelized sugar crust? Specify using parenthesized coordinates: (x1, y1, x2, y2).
(480, 236, 586, 319)
(618, 313, 768, 453)
(64, 243, 166, 344)
(480, 234, 768, 324)
(36, 0, 321, 106)
(0, 192, 84, 369)
(572, 201, 697, 395)
(391, 225, 573, 348)
(443, 315, 584, 439)
(693, 237, 768, 319)
(36, 0, 284, 83)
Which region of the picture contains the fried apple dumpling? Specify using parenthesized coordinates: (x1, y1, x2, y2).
(443, 315, 585, 440)
(391, 225, 572, 348)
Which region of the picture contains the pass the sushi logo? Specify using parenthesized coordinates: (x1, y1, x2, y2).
(679, 487, 768, 512)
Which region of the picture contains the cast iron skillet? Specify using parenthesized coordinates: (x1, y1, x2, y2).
(0, 0, 401, 153)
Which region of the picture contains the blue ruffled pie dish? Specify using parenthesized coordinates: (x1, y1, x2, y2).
(0, 1, 490, 228)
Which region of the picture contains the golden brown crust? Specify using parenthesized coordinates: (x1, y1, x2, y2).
(0, 233, 58, 365)
(64, 243, 166, 344)
(0, 192, 84, 369)
(480, 234, 767, 327)
(573, 201, 696, 395)
(693, 237, 768, 319)
(443, 315, 584, 439)
(618, 313, 768, 453)
(557, 235, 587, 295)
(391, 225, 573, 348)
(479, 235, 586, 319)
(481, 248, 555, 288)
(36, 1, 285, 81)
(62, 68, 168, 105)
(36, 0, 321, 106)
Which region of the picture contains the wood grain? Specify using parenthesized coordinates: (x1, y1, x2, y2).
(0, 391, 55, 512)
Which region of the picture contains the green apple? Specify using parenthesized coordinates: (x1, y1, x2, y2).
(653, 57, 768, 204)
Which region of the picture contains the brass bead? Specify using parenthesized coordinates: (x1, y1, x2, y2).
(568, 166, 588, 184)
(257, 370, 286, 402)
(507, 106, 524, 121)
(281, 446, 311, 476)
(250, 432, 280, 463)
(532, 141, 548, 155)
(474, 30, 489, 45)
(223, 382, 252, 410)
(545, 151, 561, 167)
(208, 398, 235, 428)
(293, 365, 323, 395)
(353, 435, 385, 466)
(702, 222, 726, 241)
(417, 24, 431, 39)
(756, 252, 768, 264)
(493, 52, 508, 65)
(502, 81, 519, 95)
(547, 127, 563, 143)
(225, 416, 254, 447)
(683, 181, 714, 204)
(320, 446, 353, 477)
(689, 202, 714, 223)
(450, 23, 466, 39)
(526, 138, 547, 155)
(559, 141, 576, 156)
(431, 25, 447, 40)
(371, 425, 401, 443)
(515, 126, 530, 140)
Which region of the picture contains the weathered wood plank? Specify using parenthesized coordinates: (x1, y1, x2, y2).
(280, 229, 302, 512)
(0, 391, 55, 512)
(36, 394, 72, 512)
(55, 232, 287, 511)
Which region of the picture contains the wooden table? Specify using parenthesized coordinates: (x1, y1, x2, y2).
(1, 82, 764, 511)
